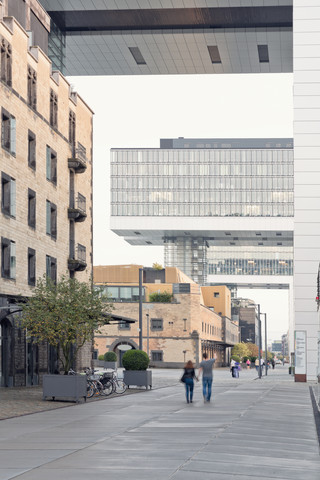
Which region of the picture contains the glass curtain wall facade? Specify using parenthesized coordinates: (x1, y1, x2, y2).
(111, 149, 294, 218)
(208, 246, 293, 276)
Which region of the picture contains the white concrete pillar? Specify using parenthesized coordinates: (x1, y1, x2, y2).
(294, 0, 320, 380)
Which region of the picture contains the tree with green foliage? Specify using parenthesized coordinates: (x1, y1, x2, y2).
(21, 275, 112, 374)
(149, 291, 173, 303)
(231, 342, 250, 361)
(246, 342, 259, 359)
(152, 262, 163, 270)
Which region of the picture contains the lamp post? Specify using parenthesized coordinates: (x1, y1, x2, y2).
(257, 303, 262, 379)
(146, 313, 150, 358)
(260, 312, 268, 376)
(139, 267, 143, 350)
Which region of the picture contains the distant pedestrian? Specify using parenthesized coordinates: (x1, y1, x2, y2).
(255, 358, 259, 372)
(199, 352, 217, 402)
(271, 359, 275, 369)
(182, 360, 197, 404)
(234, 360, 240, 378)
(246, 359, 251, 370)
(230, 358, 236, 377)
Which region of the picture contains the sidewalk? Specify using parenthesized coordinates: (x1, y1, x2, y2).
(0, 366, 319, 479)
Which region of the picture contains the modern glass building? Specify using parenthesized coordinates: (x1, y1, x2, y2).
(111, 138, 294, 285)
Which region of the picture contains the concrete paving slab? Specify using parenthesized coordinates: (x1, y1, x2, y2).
(181, 460, 320, 480)
(194, 451, 320, 470)
(0, 368, 318, 480)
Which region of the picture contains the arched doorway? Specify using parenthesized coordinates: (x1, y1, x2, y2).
(109, 339, 138, 367)
(0, 318, 14, 387)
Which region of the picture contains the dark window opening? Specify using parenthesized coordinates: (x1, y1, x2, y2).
(1, 108, 16, 156)
(1, 237, 16, 279)
(129, 47, 146, 65)
(28, 130, 36, 170)
(151, 318, 163, 331)
(258, 44, 269, 63)
(208, 45, 221, 64)
(28, 247, 36, 286)
(1, 172, 15, 217)
(46, 146, 57, 184)
(119, 321, 130, 330)
(28, 188, 36, 229)
(46, 200, 57, 239)
(151, 351, 163, 362)
(46, 255, 56, 283)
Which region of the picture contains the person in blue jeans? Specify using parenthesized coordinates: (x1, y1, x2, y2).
(182, 360, 197, 403)
(199, 352, 217, 402)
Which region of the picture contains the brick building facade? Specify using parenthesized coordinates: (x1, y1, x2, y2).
(94, 265, 239, 368)
(0, 1, 93, 387)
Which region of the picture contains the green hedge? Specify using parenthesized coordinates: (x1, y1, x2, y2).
(122, 350, 149, 371)
(98, 354, 104, 361)
(231, 355, 241, 363)
(104, 351, 117, 362)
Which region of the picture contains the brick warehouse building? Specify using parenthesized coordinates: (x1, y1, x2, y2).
(0, 1, 93, 387)
(94, 265, 238, 368)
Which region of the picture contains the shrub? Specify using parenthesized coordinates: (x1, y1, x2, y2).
(231, 355, 241, 363)
(243, 356, 249, 363)
(149, 291, 173, 303)
(122, 350, 149, 370)
(104, 351, 117, 362)
(98, 354, 105, 361)
(250, 356, 257, 363)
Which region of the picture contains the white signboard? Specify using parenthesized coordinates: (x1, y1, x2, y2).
(295, 330, 307, 375)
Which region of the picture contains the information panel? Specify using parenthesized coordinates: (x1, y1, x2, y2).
(295, 330, 307, 375)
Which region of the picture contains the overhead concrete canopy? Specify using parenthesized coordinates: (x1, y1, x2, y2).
(39, 0, 293, 75)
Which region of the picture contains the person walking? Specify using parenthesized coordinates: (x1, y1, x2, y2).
(182, 360, 197, 403)
(199, 352, 217, 403)
(246, 358, 251, 370)
(230, 358, 236, 377)
(255, 358, 259, 372)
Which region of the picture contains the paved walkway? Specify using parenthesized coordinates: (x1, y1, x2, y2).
(0, 366, 319, 479)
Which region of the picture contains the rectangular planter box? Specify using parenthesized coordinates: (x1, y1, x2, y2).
(42, 374, 87, 403)
(93, 360, 117, 370)
(123, 370, 152, 390)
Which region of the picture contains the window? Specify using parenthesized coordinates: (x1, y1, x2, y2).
(46, 200, 57, 239)
(214, 292, 220, 298)
(46, 255, 56, 283)
(49, 89, 58, 128)
(119, 321, 130, 330)
(69, 110, 76, 147)
(151, 351, 163, 362)
(1, 237, 15, 279)
(28, 130, 36, 170)
(151, 318, 163, 331)
(28, 189, 36, 228)
(28, 248, 36, 286)
(1, 37, 12, 86)
(1, 108, 16, 156)
(27, 66, 37, 110)
(1, 172, 15, 217)
(46, 146, 57, 184)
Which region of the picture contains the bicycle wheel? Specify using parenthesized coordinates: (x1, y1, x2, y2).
(114, 379, 127, 394)
(86, 381, 95, 398)
(101, 380, 113, 396)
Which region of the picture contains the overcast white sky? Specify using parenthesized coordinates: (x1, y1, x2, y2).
(68, 72, 293, 342)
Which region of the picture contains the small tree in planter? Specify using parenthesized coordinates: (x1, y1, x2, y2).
(21, 276, 112, 401)
(104, 351, 117, 369)
(122, 350, 152, 390)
